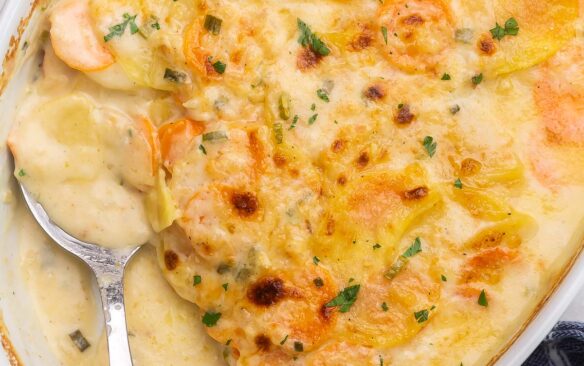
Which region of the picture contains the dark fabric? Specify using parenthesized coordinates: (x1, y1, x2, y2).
(524, 322, 584, 366)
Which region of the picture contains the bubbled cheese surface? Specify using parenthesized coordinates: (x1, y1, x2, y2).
(7, 0, 584, 365)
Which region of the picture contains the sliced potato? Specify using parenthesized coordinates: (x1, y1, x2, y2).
(483, 0, 578, 75)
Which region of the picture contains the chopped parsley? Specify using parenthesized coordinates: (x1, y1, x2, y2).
(204, 14, 223, 35)
(325, 284, 360, 313)
(379, 355, 384, 366)
(104, 13, 139, 42)
(69, 330, 90, 352)
(311, 103, 316, 111)
(289, 115, 299, 130)
(385, 237, 422, 279)
(403, 237, 422, 257)
(199, 144, 207, 155)
(316, 89, 330, 102)
(225, 339, 232, 346)
(441, 274, 447, 282)
(278, 93, 291, 120)
(18, 169, 26, 177)
(222, 283, 229, 291)
(193, 275, 202, 286)
(471, 73, 484, 85)
(202, 131, 228, 142)
(308, 114, 318, 125)
(441, 73, 451, 81)
(280, 335, 289, 345)
(478, 289, 489, 307)
(163, 68, 187, 83)
(490, 18, 519, 40)
(381, 26, 388, 44)
(273, 123, 284, 144)
(422, 136, 437, 157)
(294, 341, 304, 352)
(414, 309, 429, 323)
(202, 311, 222, 327)
(381, 302, 389, 311)
(297, 19, 330, 56)
(454, 178, 463, 189)
(450, 104, 461, 115)
(373, 243, 382, 250)
(313, 256, 320, 265)
(212, 60, 227, 74)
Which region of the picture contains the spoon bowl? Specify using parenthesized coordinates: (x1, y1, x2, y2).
(17, 180, 140, 366)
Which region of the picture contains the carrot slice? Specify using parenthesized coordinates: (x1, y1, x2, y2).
(50, 0, 114, 71)
(158, 119, 205, 169)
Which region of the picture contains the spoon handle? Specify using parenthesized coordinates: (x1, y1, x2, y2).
(93, 265, 134, 366)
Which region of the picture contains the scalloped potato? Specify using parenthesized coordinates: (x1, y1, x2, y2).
(7, 0, 584, 365)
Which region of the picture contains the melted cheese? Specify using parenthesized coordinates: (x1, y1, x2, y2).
(7, 0, 584, 365)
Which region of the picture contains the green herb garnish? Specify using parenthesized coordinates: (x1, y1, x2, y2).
(403, 237, 422, 257)
(163, 68, 187, 83)
(381, 302, 389, 311)
(471, 73, 483, 85)
(313, 256, 320, 265)
(289, 115, 299, 130)
(441, 73, 451, 80)
(308, 114, 318, 125)
(104, 13, 139, 42)
(317, 89, 330, 102)
(212, 60, 227, 74)
(478, 289, 488, 307)
(204, 14, 222, 35)
(294, 341, 304, 352)
(414, 309, 429, 323)
(325, 284, 360, 313)
(490, 18, 519, 40)
(422, 136, 437, 157)
(202, 311, 222, 327)
(202, 131, 228, 142)
(193, 275, 202, 286)
(297, 19, 330, 56)
(454, 178, 463, 189)
(381, 26, 388, 44)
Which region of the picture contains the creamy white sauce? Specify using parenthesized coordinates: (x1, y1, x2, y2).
(16, 202, 225, 366)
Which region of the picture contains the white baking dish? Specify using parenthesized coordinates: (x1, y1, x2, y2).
(1, 1, 584, 365)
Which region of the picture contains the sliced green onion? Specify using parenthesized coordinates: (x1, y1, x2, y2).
(204, 15, 223, 35)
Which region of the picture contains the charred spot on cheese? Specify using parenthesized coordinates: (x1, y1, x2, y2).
(231, 192, 259, 217)
(402, 186, 429, 200)
(247, 276, 286, 306)
(297, 47, 322, 71)
(364, 85, 385, 101)
(254, 334, 272, 352)
(394, 104, 415, 124)
(356, 151, 370, 168)
(477, 34, 497, 56)
(164, 250, 179, 270)
(331, 139, 347, 153)
(350, 26, 374, 51)
(337, 175, 348, 185)
(402, 14, 424, 26)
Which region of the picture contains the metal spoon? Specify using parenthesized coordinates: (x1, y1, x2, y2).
(17, 181, 139, 366)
